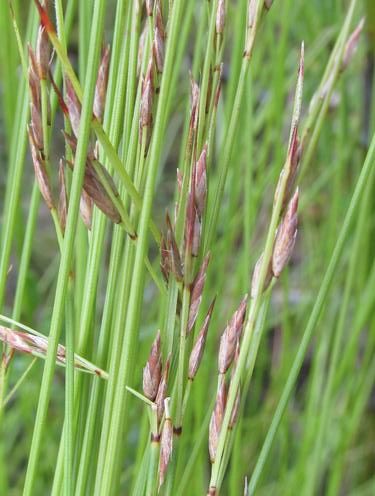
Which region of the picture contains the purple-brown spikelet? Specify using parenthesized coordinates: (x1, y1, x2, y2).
(155, 355, 170, 422)
(64, 156, 122, 224)
(30, 102, 43, 151)
(274, 127, 301, 211)
(216, 0, 225, 35)
(247, 0, 257, 29)
(165, 213, 183, 281)
(33, 0, 56, 36)
(94, 45, 110, 121)
(58, 159, 68, 233)
(264, 0, 274, 10)
(143, 330, 162, 401)
(251, 253, 273, 298)
(194, 145, 207, 218)
(160, 235, 171, 283)
(272, 188, 299, 278)
(187, 253, 210, 333)
(341, 18, 364, 71)
(28, 46, 41, 107)
(146, 0, 154, 16)
(218, 296, 248, 374)
(65, 78, 81, 138)
(189, 74, 200, 135)
(153, 2, 165, 73)
(229, 342, 241, 429)
(35, 25, 50, 80)
(209, 376, 227, 462)
(80, 190, 93, 230)
(188, 298, 216, 380)
(159, 398, 173, 488)
(139, 57, 154, 142)
(28, 127, 54, 210)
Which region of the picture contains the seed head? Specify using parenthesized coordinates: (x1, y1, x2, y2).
(272, 188, 299, 277)
(143, 330, 162, 401)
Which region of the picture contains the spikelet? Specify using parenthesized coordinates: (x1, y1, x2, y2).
(188, 298, 216, 380)
(159, 398, 173, 488)
(94, 45, 110, 121)
(142, 331, 162, 401)
(209, 376, 227, 462)
(218, 296, 247, 374)
(272, 189, 299, 278)
(187, 253, 210, 333)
